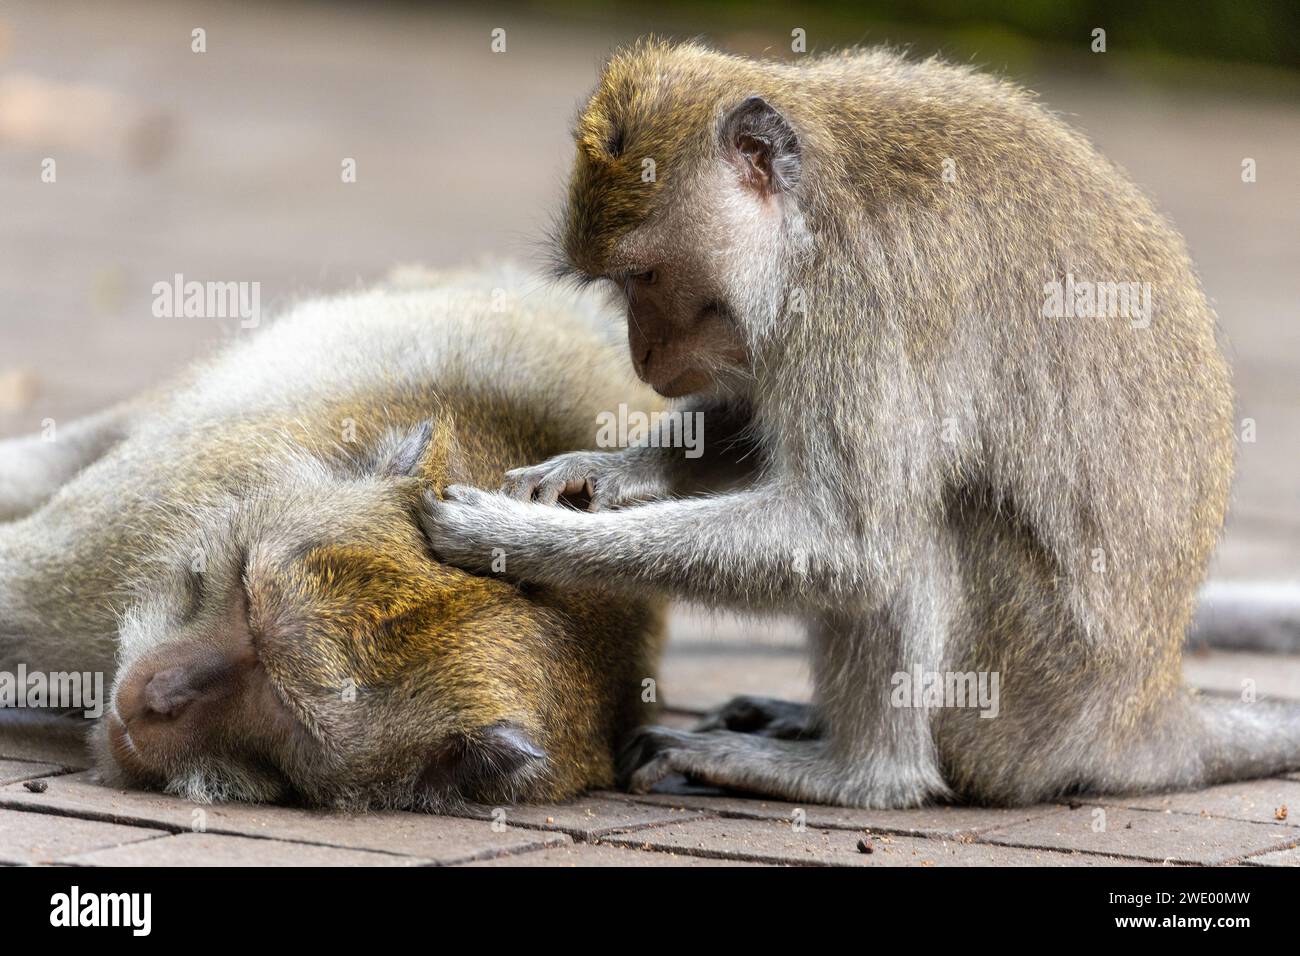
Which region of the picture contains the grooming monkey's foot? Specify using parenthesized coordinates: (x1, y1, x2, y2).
(693, 695, 820, 739)
(617, 726, 943, 808)
(617, 726, 837, 801)
(617, 725, 737, 794)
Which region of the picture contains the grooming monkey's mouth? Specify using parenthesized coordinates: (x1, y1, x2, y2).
(700, 302, 736, 328)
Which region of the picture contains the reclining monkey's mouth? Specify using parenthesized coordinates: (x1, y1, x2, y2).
(102, 705, 303, 805)
(102, 713, 166, 788)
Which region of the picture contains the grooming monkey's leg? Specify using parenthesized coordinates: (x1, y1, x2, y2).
(0, 402, 137, 520)
(628, 597, 954, 808)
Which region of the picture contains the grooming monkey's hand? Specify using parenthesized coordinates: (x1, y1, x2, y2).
(420, 485, 577, 577)
(420, 485, 526, 574)
(502, 450, 670, 512)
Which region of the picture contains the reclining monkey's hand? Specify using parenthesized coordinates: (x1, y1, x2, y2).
(501, 450, 671, 512)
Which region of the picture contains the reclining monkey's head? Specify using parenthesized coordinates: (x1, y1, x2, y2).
(92, 415, 659, 809)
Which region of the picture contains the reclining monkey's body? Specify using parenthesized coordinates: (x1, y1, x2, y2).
(0, 267, 664, 808)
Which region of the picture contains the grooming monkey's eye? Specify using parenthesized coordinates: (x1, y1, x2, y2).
(628, 269, 657, 285)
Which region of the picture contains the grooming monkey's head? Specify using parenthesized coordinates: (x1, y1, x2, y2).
(93, 417, 651, 810)
(556, 40, 806, 397)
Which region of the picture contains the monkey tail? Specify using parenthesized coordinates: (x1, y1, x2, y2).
(1174, 580, 1300, 783)
(1187, 694, 1300, 785)
(1190, 580, 1300, 653)
(1117, 585, 1300, 791)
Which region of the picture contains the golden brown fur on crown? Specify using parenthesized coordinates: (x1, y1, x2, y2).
(561, 39, 1063, 280)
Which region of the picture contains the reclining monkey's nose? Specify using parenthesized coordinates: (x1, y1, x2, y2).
(128, 647, 244, 721)
(144, 650, 239, 717)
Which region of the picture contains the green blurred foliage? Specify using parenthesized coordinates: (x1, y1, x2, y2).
(821, 0, 1298, 67)
(527, 0, 1300, 71)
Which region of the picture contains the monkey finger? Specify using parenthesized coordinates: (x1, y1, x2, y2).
(500, 467, 542, 500)
(624, 756, 679, 794)
(535, 475, 588, 506)
(587, 481, 639, 512)
(441, 484, 483, 504)
(616, 725, 695, 791)
(500, 474, 535, 500)
(613, 738, 665, 790)
(588, 483, 651, 513)
(417, 491, 454, 561)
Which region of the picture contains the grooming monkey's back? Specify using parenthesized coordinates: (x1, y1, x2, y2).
(802, 52, 1234, 798)
(794, 51, 1236, 798)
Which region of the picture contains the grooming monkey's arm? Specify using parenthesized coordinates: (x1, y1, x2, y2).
(501, 399, 757, 509)
(423, 484, 863, 611)
(425, 481, 946, 808)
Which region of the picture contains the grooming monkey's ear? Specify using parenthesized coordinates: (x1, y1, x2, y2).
(379, 418, 461, 486)
(721, 96, 801, 194)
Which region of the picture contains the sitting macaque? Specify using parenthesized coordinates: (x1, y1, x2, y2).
(422, 41, 1300, 808)
(0, 267, 663, 809)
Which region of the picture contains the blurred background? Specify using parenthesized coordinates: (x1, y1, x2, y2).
(1, 1, 1297, 688)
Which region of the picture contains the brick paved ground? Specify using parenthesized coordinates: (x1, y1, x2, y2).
(1, 647, 1297, 866)
(1, 2, 1298, 865)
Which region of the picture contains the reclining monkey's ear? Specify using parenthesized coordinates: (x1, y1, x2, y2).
(420, 722, 547, 804)
(380, 417, 461, 487)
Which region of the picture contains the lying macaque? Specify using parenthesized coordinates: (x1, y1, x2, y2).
(0, 266, 663, 808)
